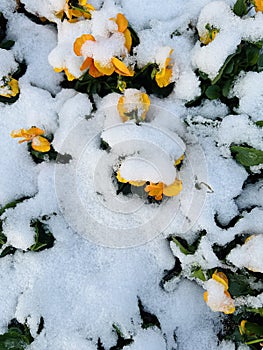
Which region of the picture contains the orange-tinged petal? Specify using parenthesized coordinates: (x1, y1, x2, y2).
(123, 28, 132, 52)
(10, 129, 25, 138)
(115, 13, 128, 32)
(255, 0, 263, 12)
(112, 57, 134, 76)
(74, 34, 95, 56)
(203, 291, 208, 302)
(129, 180, 146, 187)
(94, 60, 115, 76)
(80, 57, 93, 71)
(89, 61, 104, 78)
(145, 182, 164, 200)
(25, 127, 45, 137)
(163, 178, 182, 197)
(32, 136, 51, 153)
(8, 79, 19, 97)
(212, 271, 229, 291)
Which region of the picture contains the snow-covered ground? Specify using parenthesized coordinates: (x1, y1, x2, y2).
(0, 0, 262, 349)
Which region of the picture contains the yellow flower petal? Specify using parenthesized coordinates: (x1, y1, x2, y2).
(112, 57, 134, 76)
(145, 182, 164, 201)
(116, 170, 128, 183)
(163, 178, 182, 197)
(123, 28, 132, 52)
(94, 60, 115, 76)
(80, 57, 93, 71)
(115, 13, 128, 33)
(254, 0, 263, 12)
(117, 96, 128, 122)
(25, 127, 45, 137)
(174, 154, 184, 166)
(8, 78, 19, 97)
(155, 67, 173, 88)
(89, 61, 104, 77)
(10, 129, 25, 138)
(31, 136, 51, 153)
(212, 271, 229, 291)
(140, 93, 150, 120)
(64, 68, 76, 81)
(239, 320, 247, 335)
(74, 34, 95, 56)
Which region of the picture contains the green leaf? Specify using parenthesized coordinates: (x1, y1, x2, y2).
(0, 231, 7, 246)
(212, 49, 240, 84)
(0, 40, 14, 50)
(255, 120, 263, 127)
(172, 237, 192, 255)
(233, 0, 248, 17)
(0, 320, 34, 350)
(0, 196, 31, 217)
(29, 219, 55, 252)
(222, 79, 232, 97)
(191, 266, 206, 281)
(230, 145, 263, 167)
(205, 85, 221, 99)
(246, 46, 260, 66)
(246, 308, 263, 317)
(257, 54, 263, 71)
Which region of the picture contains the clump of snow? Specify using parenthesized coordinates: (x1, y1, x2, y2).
(230, 71, 263, 120)
(227, 234, 263, 273)
(0, 49, 18, 79)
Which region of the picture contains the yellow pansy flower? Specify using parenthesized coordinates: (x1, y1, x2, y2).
(199, 24, 219, 45)
(117, 89, 150, 123)
(155, 48, 174, 88)
(204, 271, 235, 315)
(74, 34, 134, 77)
(56, 0, 95, 22)
(11, 127, 51, 153)
(0, 77, 19, 98)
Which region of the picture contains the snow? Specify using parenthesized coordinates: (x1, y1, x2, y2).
(0, 0, 262, 349)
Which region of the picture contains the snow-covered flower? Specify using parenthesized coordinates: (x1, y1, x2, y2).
(0, 76, 19, 98)
(154, 47, 174, 88)
(55, 0, 95, 22)
(117, 89, 150, 123)
(204, 271, 235, 315)
(73, 26, 134, 77)
(11, 127, 51, 153)
(199, 24, 219, 45)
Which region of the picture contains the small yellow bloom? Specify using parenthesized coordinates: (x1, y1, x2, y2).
(11, 127, 51, 152)
(0, 77, 19, 98)
(155, 49, 174, 88)
(117, 89, 150, 123)
(204, 271, 235, 315)
(199, 24, 219, 45)
(145, 178, 182, 201)
(56, 0, 95, 22)
(254, 0, 263, 12)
